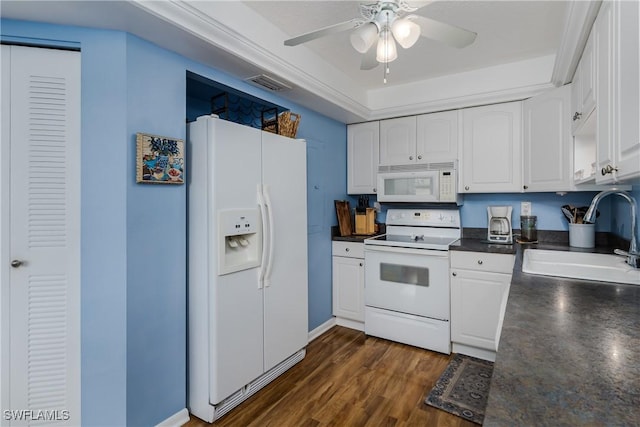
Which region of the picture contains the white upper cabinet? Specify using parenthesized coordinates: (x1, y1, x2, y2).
(379, 116, 417, 165)
(523, 85, 572, 192)
(347, 121, 379, 195)
(460, 101, 522, 193)
(614, 0, 640, 182)
(595, 0, 640, 184)
(416, 110, 458, 163)
(571, 31, 596, 134)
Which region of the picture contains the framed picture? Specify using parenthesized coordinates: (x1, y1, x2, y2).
(136, 133, 185, 184)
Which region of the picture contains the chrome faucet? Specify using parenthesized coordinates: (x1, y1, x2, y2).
(584, 190, 639, 268)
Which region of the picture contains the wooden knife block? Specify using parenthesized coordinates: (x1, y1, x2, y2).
(355, 208, 376, 235)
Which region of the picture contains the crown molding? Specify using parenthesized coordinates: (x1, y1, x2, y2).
(368, 82, 554, 121)
(128, 1, 569, 123)
(551, 0, 602, 87)
(128, 0, 371, 121)
(366, 54, 557, 120)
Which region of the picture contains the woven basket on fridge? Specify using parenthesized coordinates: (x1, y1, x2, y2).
(277, 111, 301, 138)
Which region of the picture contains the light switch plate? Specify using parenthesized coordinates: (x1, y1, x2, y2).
(521, 201, 532, 216)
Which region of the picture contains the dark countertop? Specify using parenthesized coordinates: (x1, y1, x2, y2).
(331, 225, 385, 242)
(480, 240, 640, 426)
(450, 238, 517, 255)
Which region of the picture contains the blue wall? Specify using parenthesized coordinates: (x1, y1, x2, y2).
(2, 18, 348, 426)
(459, 191, 611, 232)
(124, 35, 188, 426)
(612, 185, 640, 244)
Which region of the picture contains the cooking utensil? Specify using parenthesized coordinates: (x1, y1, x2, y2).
(561, 205, 574, 223)
(334, 200, 352, 236)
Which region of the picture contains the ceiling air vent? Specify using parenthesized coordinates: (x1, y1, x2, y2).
(245, 74, 292, 92)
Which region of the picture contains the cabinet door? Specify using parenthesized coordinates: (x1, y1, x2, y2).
(460, 102, 522, 193)
(450, 269, 511, 351)
(416, 110, 458, 163)
(571, 61, 582, 135)
(614, 0, 640, 182)
(332, 256, 365, 322)
(523, 85, 572, 192)
(579, 32, 596, 119)
(595, 1, 616, 183)
(379, 116, 417, 165)
(347, 122, 379, 194)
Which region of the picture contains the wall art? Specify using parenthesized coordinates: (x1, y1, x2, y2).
(136, 133, 184, 184)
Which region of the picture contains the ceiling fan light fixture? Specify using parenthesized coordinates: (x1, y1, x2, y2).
(391, 17, 421, 49)
(376, 29, 397, 63)
(350, 22, 378, 54)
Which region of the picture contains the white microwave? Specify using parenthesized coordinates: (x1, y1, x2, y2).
(377, 162, 460, 204)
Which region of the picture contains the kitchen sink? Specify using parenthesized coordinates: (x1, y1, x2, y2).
(522, 249, 640, 285)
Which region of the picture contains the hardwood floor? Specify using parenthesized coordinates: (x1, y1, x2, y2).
(185, 326, 476, 427)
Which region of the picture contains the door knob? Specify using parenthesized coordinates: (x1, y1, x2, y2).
(11, 260, 24, 268)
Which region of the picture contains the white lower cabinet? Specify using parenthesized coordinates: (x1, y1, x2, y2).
(450, 251, 515, 362)
(332, 241, 365, 329)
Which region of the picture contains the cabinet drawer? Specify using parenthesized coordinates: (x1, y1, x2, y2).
(332, 241, 364, 258)
(450, 251, 515, 274)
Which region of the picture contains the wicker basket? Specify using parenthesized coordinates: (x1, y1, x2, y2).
(277, 111, 301, 138)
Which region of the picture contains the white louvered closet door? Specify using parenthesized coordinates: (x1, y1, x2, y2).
(1, 45, 80, 426)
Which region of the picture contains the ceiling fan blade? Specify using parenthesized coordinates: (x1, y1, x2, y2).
(408, 15, 477, 48)
(284, 18, 363, 46)
(360, 44, 379, 70)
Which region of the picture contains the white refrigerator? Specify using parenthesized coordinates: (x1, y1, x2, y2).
(187, 115, 308, 422)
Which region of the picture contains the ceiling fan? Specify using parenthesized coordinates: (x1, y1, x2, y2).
(284, 0, 477, 80)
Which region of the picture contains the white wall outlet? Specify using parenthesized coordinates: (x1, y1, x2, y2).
(521, 201, 532, 216)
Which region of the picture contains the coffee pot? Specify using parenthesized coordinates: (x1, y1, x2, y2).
(487, 206, 513, 244)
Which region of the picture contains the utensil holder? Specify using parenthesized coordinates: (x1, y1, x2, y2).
(569, 223, 595, 248)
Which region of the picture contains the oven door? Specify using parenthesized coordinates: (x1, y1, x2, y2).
(364, 245, 450, 320)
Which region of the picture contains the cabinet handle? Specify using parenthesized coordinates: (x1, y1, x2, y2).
(373, 188, 376, 193)
(464, 186, 470, 191)
(572, 112, 582, 121)
(601, 164, 618, 176)
(452, 272, 457, 277)
(477, 260, 483, 265)
(359, 262, 363, 267)
(345, 248, 350, 252)
(417, 155, 422, 160)
(409, 156, 413, 160)
(523, 185, 528, 190)
(11, 259, 24, 268)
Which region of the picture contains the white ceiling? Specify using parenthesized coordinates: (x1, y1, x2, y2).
(1, 1, 591, 123)
(244, 0, 567, 89)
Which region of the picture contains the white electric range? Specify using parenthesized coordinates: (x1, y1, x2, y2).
(363, 208, 461, 354)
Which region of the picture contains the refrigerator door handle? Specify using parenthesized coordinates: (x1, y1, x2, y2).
(263, 184, 275, 287)
(257, 184, 269, 289)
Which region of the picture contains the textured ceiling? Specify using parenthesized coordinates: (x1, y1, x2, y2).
(244, 0, 568, 89)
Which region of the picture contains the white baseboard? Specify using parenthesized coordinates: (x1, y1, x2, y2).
(156, 408, 190, 427)
(335, 317, 364, 332)
(308, 318, 336, 342)
(452, 343, 496, 362)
